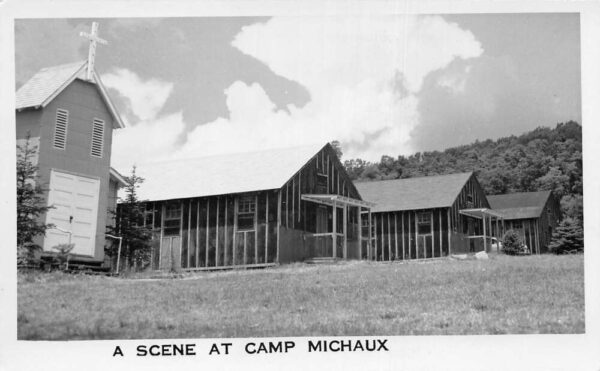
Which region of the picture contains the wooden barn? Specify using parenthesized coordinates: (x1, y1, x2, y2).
(488, 191, 561, 254)
(130, 143, 373, 271)
(16, 57, 127, 264)
(355, 172, 505, 261)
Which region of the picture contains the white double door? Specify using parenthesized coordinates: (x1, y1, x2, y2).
(43, 170, 100, 256)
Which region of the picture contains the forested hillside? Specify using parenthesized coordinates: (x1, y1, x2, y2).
(342, 121, 583, 219)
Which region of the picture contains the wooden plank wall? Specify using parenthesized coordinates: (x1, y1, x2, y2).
(505, 219, 538, 254)
(277, 145, 362, 261)
(366, 174, 490, 261)
(145, 144, 366, 269)
(146, 190, 279, 270)
(368, 208, 450, 261)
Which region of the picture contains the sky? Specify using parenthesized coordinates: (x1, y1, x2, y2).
(14, 14, 581, 172)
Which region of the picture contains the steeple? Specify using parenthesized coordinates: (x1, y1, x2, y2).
(79, 22, 107, 81)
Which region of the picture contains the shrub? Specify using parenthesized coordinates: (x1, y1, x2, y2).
(502, 229, 523, 255)
(548, 217, 583, 254)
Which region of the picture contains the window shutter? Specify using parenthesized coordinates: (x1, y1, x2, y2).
(90, 119, 105, 158)
(53, 109, 68, 149)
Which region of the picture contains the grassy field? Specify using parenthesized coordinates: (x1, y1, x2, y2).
(17, 254, 584, 340)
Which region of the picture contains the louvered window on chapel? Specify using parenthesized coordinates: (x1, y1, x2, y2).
(90, 118, 105, 158)
(53, 109, 68, 149)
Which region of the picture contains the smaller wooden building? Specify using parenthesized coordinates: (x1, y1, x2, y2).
(488, 191, 561, 254)
(355, 172, 504, 261)
(16, 60, 126, 264)
(128, 143, 373, 271)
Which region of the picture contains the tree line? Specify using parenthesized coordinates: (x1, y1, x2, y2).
(339, 121, 583, 221)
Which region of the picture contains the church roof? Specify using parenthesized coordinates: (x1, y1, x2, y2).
(132, 143, 329, 202)
(487, 191, 551, 220)
(354, 172, 474, 212)
(15, 61, 125, 129)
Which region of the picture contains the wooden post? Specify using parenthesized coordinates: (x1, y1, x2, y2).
(233, 197, 238, 265)
(254, 194, 258, 264)
(368, 209, 372, 260)
(495, 218, 499, 248)
(343, 204, 347, 259)
(159, 203, 165, 270)
(276, 191, 281, 263)
(292, 178, 295, 229)
(216, 197, 220, 267)
(387, 213, 391, 261)
(430, 211, 434, 258)
(243, 231, 247, 265)
(438, 209, 442, 258)
(483, 214, 487, 253)
(528, 220, 533, 254)
(326, 155, 330, 191)
(447, 208, 452, 256)
(205, 199, 209, 267)
(374, 215, 378, 260)
(332, 201, 337, 258)
(223, 197, 228, 266)
(298, 171, 301, 223)
(394, 213, 398, 260)
(196, 200, 200, 267)
(535, 220, 540, 254)
(401, 212, 405, 260)
(286, 183, 289, 228)
(179, 201, 183, 269)
(188, 199, 192, 268)
(357, 207, 362, 259)
(265, 192, 269, 263)
(414, 211, 418, 259)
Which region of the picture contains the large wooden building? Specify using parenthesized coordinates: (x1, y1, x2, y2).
(131, 143, 373, 271)
(487, 191, 561, 254)
(15, 25, 127, 264)
(355, 172, 505, 261)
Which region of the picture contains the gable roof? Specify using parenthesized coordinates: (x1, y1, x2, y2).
(109, 167, 128, 187)
(487, 191, 551, 220)
(354, 172, 473, 212)
(15, 61, 125, 129)
(132, 143, 328, 201)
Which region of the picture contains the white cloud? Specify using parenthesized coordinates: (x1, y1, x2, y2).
(182, 15, 483, 160)
(111, 15, 484, 173)
(111, 112, 185, 172)
(437, 65, 473, 94)
(102, 68, 173, 121)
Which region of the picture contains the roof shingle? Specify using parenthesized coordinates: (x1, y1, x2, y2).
(487, 191, 551, 220)
(16, 61, 86, 109)
(15, 61, 124, 128)
(354, 172, 473, 212)
(132, 143, 328, 201)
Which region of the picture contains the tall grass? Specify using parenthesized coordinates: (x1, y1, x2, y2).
(17, 255, 584, 340)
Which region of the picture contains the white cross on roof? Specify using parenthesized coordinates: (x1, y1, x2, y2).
(80, 22, 107, 81)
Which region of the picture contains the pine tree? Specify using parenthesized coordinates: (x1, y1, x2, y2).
(548, 217, 583, 254)
(16, 133, 54, 265)
(106, 166, 152, 271)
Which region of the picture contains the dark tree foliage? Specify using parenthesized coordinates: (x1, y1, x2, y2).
(330, 140, 343, 160)
(560, 194, 583, 222)
(343, 121, 582, 218)
(548, 217, 584, 254)
(502, 229, 523, 256)
(16, 133, 54, 265)
(106, 166, 152, 271)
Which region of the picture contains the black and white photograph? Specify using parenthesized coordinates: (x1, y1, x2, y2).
(2, 1, 600, 370)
